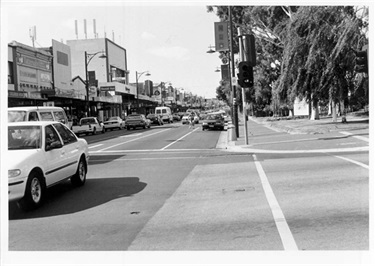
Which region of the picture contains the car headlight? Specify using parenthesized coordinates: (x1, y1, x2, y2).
(8, 169, 21, 178)
(202, 122, 208, 125)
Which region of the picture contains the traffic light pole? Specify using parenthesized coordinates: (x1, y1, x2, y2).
(229, 7, 239, 138)
(238, 28, 249, 145)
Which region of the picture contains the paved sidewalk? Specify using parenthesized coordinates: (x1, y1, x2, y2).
(225, 114, 370, 153)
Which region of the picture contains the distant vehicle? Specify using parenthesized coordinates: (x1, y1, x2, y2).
(172, 113, 181, 121)
(103, 116, 125, 131)
(8, 121, 89, 210)
(181, 114, 190, 124)
(155, 106, 173, 123)
(125, 114, 151, 130)
(8, 106, 70, 127)
(201, 113, 225, 131)
(71, 117, 105, 135)
(147, 114, 164, 125)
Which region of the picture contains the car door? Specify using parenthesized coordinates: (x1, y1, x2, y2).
(52, 123, 80, 177)
(44, 124, 69, 186)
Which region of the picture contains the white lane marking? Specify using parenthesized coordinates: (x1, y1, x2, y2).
(88, 144, 103, 149)
(333, 155, 369, 169)
(160, 127, 199, 150)
(227, 146, 369, 154)
(119, 133, 142, 137)
(90, 156, 199, 162)
(98, 128, 171, 151)
(340, 131, 369, 142)
(252, 154, 298, 250)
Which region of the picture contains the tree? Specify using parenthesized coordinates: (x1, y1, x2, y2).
(208, 6, 369, 120)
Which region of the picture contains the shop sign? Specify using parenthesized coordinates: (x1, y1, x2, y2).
(8, 90, 27, 98)
(18, 54, 51, 70)
(28, 92, 43, 99)
(100, 86, 116, 91)
(40, 72, 51, 82)
(19, 67, 37, 83)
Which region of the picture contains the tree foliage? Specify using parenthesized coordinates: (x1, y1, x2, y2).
(208, 5, 369, 115)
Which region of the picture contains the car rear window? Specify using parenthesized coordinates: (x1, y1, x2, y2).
(128, 116, 141, 120)
(8, 111, 27, 122)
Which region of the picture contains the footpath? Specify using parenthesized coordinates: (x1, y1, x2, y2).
(224, 113, 370, 153)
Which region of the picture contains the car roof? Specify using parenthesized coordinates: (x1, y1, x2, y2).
(8, 106, 64, 111)
(8, 121, 61, 127)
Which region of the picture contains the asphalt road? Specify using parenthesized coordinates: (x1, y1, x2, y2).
(6, 119, 370, 265)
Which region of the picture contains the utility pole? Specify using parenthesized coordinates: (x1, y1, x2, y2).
(229, 6, 239, 137)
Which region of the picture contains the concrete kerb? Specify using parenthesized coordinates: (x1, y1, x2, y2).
(223, 116, 369, 154)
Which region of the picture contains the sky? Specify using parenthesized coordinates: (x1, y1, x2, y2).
(2, 0, 227, 99)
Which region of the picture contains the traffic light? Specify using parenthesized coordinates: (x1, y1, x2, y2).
(354, 50, 368, 73)
(237, 61, 253, 88)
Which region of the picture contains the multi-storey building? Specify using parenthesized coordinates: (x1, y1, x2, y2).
(8, 38, 190, 120)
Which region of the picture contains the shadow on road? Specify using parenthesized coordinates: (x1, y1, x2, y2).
(9, 177, 147, 220)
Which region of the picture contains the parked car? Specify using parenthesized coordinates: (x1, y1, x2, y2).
(8, 121, 89, 210)
(71, 117, 105, 135)
(125, 114, 151, 130)
(147, 114, 163, 125)
(172, 113, 181, 121)
(103, 116, 125, 131)
(201, 113, 225, 131)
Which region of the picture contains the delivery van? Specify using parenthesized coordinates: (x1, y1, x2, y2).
(8, 106, 70, 127)
(155, 106, 173, 123)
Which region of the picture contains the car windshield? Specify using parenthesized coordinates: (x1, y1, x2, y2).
(8, 125, 42, 150)
(8, 111, 27, 122)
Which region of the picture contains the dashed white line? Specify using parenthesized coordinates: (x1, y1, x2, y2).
(252, 154, 298, 250)
(160, 127, 199, 150)
(97, 128, 171, 151)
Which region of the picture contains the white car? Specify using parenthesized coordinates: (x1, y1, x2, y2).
(8, 121, 89, 211)
(182, 113, 199, 124)
(103, 116, 125, 131)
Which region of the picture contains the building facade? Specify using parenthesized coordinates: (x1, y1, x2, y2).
(8, 38, 191, 120)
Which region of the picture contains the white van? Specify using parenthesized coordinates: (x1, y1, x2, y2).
(155, 106, 173, 123)
(8, 106, 70, 127)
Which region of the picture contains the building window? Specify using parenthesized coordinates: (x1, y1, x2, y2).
(8, 61, 14, 84)
(57, 51, 69, 66)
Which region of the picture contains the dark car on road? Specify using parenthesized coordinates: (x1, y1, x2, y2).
(201, 113, 225, 131)
(125, 114, 151, 130)
(146, 114, 164, 125)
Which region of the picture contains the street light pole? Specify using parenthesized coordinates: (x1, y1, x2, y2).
(85, 51, 106, 117)
(135, 71, 151, 112)
(229, 6, 239, 138)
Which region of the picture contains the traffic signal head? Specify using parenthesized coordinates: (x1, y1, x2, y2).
(237, 61, 253, 88)
(354, 50, 368, 73)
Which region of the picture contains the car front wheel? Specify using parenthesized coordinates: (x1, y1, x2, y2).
(18, 171, 45, 211)
(71, 158, 86, 186)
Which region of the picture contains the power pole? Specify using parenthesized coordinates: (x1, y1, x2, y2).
(229, 7, 239, 137)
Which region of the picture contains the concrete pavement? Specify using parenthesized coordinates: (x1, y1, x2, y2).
(225, 114, 370, 154)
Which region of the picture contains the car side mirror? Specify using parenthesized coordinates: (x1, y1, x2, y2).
(46, 140, 63, 151)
